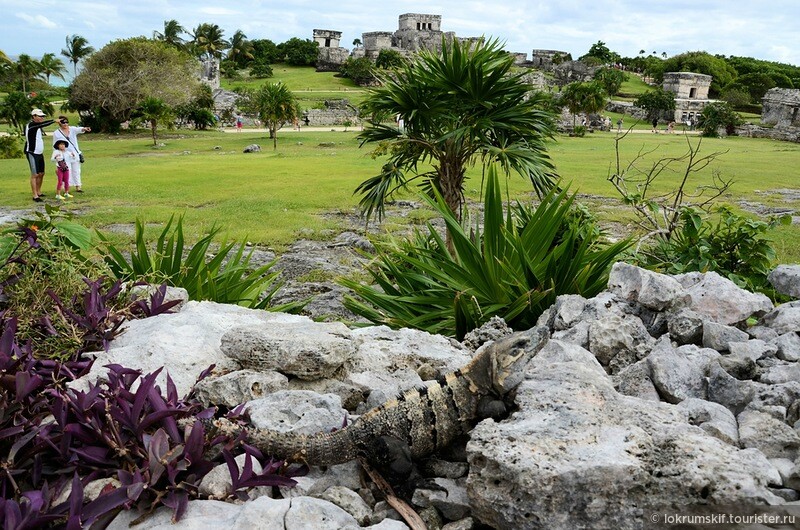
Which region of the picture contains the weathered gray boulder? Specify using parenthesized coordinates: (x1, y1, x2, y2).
(676, 271, 773, 325)
(221, 322, 354, 380)
(244, 391, 347, 435)
(667, 308, 704, 344)
(193, 369, 288, 407)
(607, 262, 689, 311)
(737, 409, 800, 460)
(677, 397, 739, 446)
(773, 332, 800, 361)
(69, 301, 305, 396)
(769, 265, 800, 299)
(761, 302, 800, 335)
(107, 496, 371, 530)
(588, 311, 653, 370)
(242, 144, 261, 153)
(467, 360, 782, 530)
(702, 321, 750, 351)
(707, 361, 757, 414)
(613, 360, 661, 401)
(646, 339, 719, 403)
(728, 339, 778, 361)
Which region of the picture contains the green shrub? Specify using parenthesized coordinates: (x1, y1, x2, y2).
(639, 206, 789, 292)
(698, 101, 743, 137)
(0, 205, 112, 358)
(341, 168, 631, 339)
(98, 215, 304, 311)
(0, 133, 23, 159)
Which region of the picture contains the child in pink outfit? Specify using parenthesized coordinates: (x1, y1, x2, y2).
(51, 140, 73, 200)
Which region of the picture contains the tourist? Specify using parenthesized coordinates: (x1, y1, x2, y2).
(668, 121, 675, 134)
(51, 140, 73, 200)
(52, 115, 91, 193)
(616, 118, 623, 132)
(651, 117, 659, 133)
(236, 113, 243, 132)
(24, 108, 55, 202)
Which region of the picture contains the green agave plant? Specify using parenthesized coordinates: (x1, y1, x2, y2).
(341, 167, 631, 339)
(98, 215, 303, 312)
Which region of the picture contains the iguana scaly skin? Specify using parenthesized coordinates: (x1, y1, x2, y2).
(208, 326, 549, 466)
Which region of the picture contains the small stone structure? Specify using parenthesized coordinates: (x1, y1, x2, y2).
(302, 99, 359, 127)
(761, 88, 800, 128)
(314, 29, 350, 72)
(530, 49, 571, 71)
(663, 72, 713, 123)
(199, 58, 220, 90)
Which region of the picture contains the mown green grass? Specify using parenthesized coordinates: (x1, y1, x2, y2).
(222, 65, 367, 110)
(2, 127, 799, 260)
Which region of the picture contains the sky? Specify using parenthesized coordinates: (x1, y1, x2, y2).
(2, 0, 799, 69)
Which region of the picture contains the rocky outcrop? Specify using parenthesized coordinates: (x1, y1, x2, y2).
(85, 262, 800, 529)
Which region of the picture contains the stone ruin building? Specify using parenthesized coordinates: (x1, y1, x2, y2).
(662, 71, 713, 123)
(357, 13, 478, 60)
(530, 49, 571, 71)
(199, 58, 220, 90)
(761, 88, 800, 128)
(314, 29, 350, 72)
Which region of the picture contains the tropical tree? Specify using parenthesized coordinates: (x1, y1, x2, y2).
(659, 52, 736, 97)
(190, 23, 229, 60)
(0, 92, 54, 132)
(356, 37, 557, 234)
(593, 67, 625, 96)
(69, 38, 200, 131)
(227, 30, 254, 69)
(559, 81, 608, 127)
(698, 101, 742, 137)
(61, 34, 94, 77)
(375, 49, 405, 70)
(634, 87, 676, 121)
(237, 82, 299, 149)
(277, 38, 318, 66)
(14, 54, 42, 93)
(353, 38, 362, 49)
(133, 97, 173, 145)
(39, 53, 66, 84)
(580, 40, 620, 65)
(154, 19, 186, 50)
(339, 57, 375, 85)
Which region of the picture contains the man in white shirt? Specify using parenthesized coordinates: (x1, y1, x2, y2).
(24, 108, 55, 202)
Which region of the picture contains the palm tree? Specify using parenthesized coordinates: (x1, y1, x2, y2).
(353, 38, 362, 49)
(238, 82, 299, 149)
(190, 23, 229, 60)
(0, 49, 11, 63)
(135, 97, 173, 145)
(39, 53, 66, 84)
(15, 54, 41, 93)
(61, 34, 94, 77)
(154, 19, 186, 49)
(227, 30, 254, 68)
(560, 81, 608, 128)
(356, 37, 557, 231)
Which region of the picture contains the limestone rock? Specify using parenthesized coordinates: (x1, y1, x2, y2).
(737, 409, 800, 460)
(613, 360, 661, 402)
(773, 332, 800, 362)
(242, 144, 261, 153)
(412, 478, 471, 521)
(760, 302, 800, 335)
(318, 486, 373, 525)
(244, 391, 348, 435)
(675, 271, 773, 325)
(702, 321, 750, 351)
(677, 398, 739, 446)
(467, 361, 782, 530)
(667, 308, 704, 345)
(220, 322, 354, 380)
(607, 262, 689, 311)
(193, 369, 288, 408)
(646, 339, 718, 403)
(769, 265, 800, 299)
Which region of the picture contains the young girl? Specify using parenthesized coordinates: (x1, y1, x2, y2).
(51, 140, 74, 200)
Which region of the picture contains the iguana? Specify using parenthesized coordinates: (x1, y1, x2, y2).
(205, 326, 549, 468)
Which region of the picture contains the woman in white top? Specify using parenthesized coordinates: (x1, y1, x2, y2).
(52, 115, 91, 192)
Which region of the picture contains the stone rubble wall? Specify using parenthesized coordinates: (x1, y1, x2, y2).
(82, 261, 800, 529)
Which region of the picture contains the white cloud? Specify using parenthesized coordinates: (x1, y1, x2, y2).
(16, 13, 58, 29)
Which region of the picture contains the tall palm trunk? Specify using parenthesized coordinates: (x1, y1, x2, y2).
(438, 161, 465, 253)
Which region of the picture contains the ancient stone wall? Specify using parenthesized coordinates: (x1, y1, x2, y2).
(302, 99, 359, 126)
(530, 49, 570, 71)
(316, 47, 350, 72)
(313, 29, 342, 48)
(762, 88, 800, 128)
(663, 72, 714, 123)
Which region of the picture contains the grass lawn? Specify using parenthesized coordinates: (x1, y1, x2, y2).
(222, 65, 367, 111)
(2, 127, 799, 261)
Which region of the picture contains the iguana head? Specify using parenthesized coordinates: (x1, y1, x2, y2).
(489, 325, 549, 394)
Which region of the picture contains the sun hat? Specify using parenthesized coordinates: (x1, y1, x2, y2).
(31, 108, 46, 117)
(54, 140, 69, 149)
